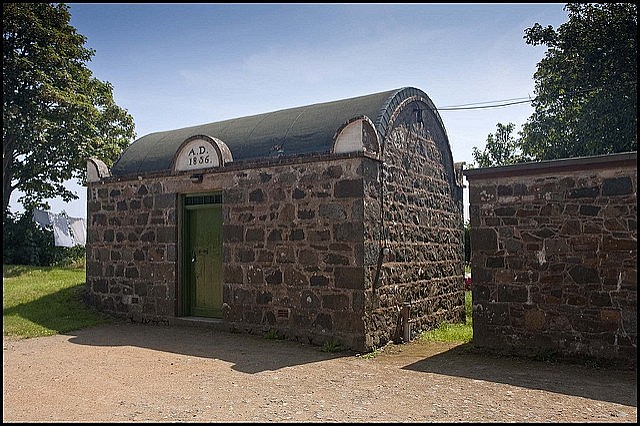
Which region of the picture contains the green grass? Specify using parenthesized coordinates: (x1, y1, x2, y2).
(358, 346, 382, 359)
(420, 291, 473, 343)
(3, 264, 111, 339)
(320, 338, 345, 353)
(264, 328, 284, 340)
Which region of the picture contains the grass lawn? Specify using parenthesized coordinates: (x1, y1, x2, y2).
(3, 264, 111, 339)
(420, 290, 473, 343)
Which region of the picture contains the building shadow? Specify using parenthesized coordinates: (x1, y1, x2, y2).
(4, 284, 351, 374)
(65, 321, 351, 374)
(401, 342, 637, 407)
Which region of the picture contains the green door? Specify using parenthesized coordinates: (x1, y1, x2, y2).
(184, 200, 222, 318)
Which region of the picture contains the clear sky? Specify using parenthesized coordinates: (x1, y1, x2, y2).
(8, 2, 570, 220)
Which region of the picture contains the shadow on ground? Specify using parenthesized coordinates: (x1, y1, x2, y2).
(62, 322, 638, 408)
(66, 321, 349, 374)
(401, 342, 637, 407)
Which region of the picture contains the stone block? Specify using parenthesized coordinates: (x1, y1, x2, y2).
(247, 266, 264, 284)
(310, 275, 329, 287)
(284, 267, 308, 287)
(579, 205, 601, 216)
(335, 267, 363, 289)
(603, 177, 633, 196)
(470, 228, 498, 251)
(265, 269, 283, 285)
(568, 265, 600, 284)
(602, 236, 637, 251)
(223, 224, 244, 242)
(334, 179, 363, 198)
(322, 294, 350, 310)
(256, 290, 272, 305)
(333, 222, 364, 242)
(245, 228, 264, 242)
(319, 203, 348, 220)
(497, 284, 527, 303)
(249, 189, 264, 202)
(524, 308, 545, 331)
(224, 265, 243, 283)
(312, 313, 333, 332)
(567, 187, 599, 198)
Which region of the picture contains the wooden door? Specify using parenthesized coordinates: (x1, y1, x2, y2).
(184, 200, 222, 318)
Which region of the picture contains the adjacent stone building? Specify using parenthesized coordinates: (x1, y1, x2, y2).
(85, 87, 465, 352)
(464, 152, 637, 368)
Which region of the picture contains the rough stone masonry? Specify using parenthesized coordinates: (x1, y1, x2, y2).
(465, 152, 637, 368)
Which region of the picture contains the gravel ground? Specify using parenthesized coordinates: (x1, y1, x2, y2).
(3, 321, 637, 423)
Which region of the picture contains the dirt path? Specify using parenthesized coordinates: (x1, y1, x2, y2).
(3, 321, 637, 422)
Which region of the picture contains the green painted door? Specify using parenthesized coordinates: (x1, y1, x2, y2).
(185, 203, 222, 317)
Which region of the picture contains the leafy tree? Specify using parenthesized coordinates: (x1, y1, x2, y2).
(3, 3, 135, 216)
(520, 3, 637, 160)
(471, 122, 528, 167)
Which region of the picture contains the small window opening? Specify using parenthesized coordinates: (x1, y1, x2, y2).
(413, 108, 424, 124)
(185, 193, 222, 206)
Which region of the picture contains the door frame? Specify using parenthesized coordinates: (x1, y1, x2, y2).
(179, 192, 223, 317)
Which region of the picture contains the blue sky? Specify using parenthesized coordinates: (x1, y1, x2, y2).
(9, 3, 570, 220)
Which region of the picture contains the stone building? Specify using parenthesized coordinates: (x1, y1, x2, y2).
(85, 87, 465, 352)
(464, 152, 637, 368)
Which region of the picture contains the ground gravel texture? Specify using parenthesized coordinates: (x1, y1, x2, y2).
(3, 321, 637, 423)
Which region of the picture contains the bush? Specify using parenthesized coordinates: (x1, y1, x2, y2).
(3, 209, 85, 267)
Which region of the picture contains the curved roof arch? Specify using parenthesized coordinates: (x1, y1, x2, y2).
(110, 87, 449, 176)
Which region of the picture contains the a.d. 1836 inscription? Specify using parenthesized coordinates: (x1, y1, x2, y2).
(175, 138, 220, 171)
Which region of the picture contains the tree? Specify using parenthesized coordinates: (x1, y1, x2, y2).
(3, 3, 135, 216)
(471, 122, 528, 168)
(3, 209, 85, 267)
(519, 3, 637, 160)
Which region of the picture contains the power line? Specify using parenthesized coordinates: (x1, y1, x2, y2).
(440, 96, 533, 108)
(438, 81, 637, 111)
(439, 99, 533, 110)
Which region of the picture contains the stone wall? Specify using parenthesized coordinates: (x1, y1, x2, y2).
(362, 100, 466, 349)
(85, 179, 179, 321)
(465, 152, 637, 368)
(219, 155, 369, 350)
(86, 154, 372, 350)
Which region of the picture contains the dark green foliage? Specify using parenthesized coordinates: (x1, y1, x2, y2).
(2, 210, 85, 267)
(472, 3, 637, 167)
(3, 3, 136, 215)
(320, 338, 345, 353)
(472, 123, 529, 167)
(520, 3, 637, 160)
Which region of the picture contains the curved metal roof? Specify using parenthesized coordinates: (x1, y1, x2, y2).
(110, 87, 444, 176)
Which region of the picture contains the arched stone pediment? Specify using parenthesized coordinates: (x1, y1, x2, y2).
(172, 135, 233, 172)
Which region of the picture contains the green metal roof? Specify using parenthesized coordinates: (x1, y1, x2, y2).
(111, 87, 442, 176)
